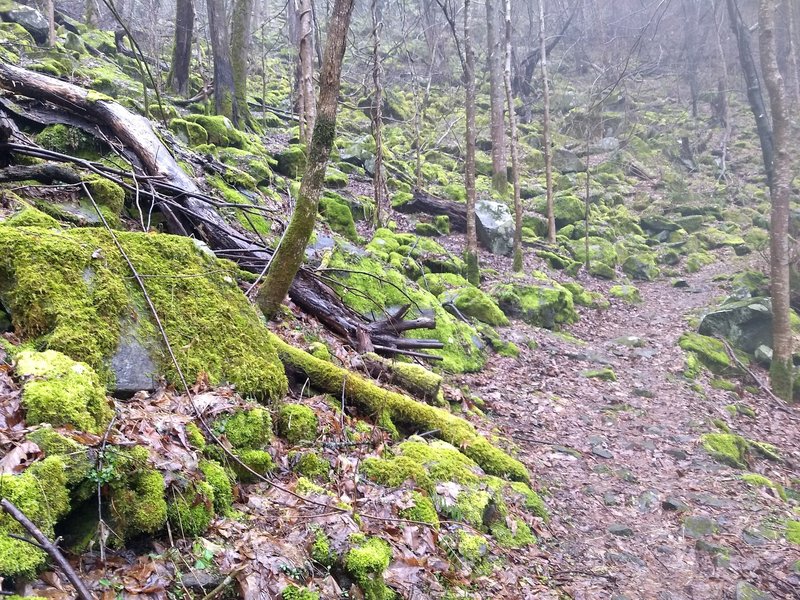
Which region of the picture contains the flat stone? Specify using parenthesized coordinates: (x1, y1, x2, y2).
(741, 529, 767, 546)
(603, 491, 620, 506)
(592, 447, 614, 459)
(110, 325, 158, 395)
(695, 540, 730, 568)
(608, 523, 634, 537)
(638, 490, 659, 512)
(633, 387, 655, 398)
(665, 448, 688, 460)
(613, 335, 647, 348)
(608, 552, 644, 567)
(662, 496, 689, 512)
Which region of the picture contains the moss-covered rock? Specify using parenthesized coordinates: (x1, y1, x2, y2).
(740, 473, 787, 500)
(199, 459, 234, 515)
(168, 479, 215, 537)
(324, 167, 349, 189)
(216, 407, 272, 449)
(290, 451, 330, 479)
(6, 205, 61, 229)
(567, 237, 617, 279)
(275, 144, 307, 178)
(277, 404, 319, 445)
(26, 425, 91, 486)
(109, 447, 168, 539)
(536, 193, 584, 227)
(609, 284, 641, 304)
(679, 333, 731, 374)
(282, 585, 320, 600)
(319, 193, 358, 241)
(582, 367, 617, 381)
(685, 251, 715, 273)
(0, 225, 288, 399)
(701, 433, 749, 468)
(15, 349, 112, 434)
(85, 175, 125, 215)
(399, 490, 439, 527)
(491, 280, 577, 329)
(345, 535, 394, 600)
(35, 124, 101, 158)
(622, 253, 660, 281)
(183, 115, 248, 148)
(169, 118, 209, 147)
(0, 457, 71, 578)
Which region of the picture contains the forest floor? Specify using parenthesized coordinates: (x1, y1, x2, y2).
(453, 246, 800, 599)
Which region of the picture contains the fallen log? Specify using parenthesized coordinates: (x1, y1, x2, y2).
(0, 62, 440, 359)
(393, 189, 468, 232)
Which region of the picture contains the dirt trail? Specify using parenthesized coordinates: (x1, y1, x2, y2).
(460, 255, 800, 599)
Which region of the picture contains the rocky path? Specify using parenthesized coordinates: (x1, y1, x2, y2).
(460, 256, 800, 599)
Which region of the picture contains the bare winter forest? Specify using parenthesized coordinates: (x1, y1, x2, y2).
(0, 0, 799, 598)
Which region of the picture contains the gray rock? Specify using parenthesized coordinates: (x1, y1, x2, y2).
(665, 448, 688, 460)
(641, 215, 680, 232)
(475, 199, 514, 256)
(695, 540, 730, 568)
(110, 326, 158, 394)
(603, 491, 620, 505)
(734, 581, 771, 600)
(682, 516, 718, 538)
(592, 447, 613, 459)
(1, 5, 49, 44)
(754, 344, 773, 364)
(662, 496, 689, 512)
(608, 523, 634, 537)
(698, 297, 772, 354)
(553, 148, 586, 173)
(638, 490, 659, 512)
(613, 335, 647, 348)
(591, 137, 620, 154)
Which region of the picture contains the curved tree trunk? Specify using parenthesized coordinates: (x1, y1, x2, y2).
(207, 0, 240, 123)
(168, 0, 194, 95)
(257, 0, 356, 318)
(759, 0, 794, 401)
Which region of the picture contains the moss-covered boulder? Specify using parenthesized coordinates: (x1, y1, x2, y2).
(345, 535, 393, 600)
(35, 124, 101, 159)
(698, 297, 772, 354)
(183, 115, 248, 148)
(622, 253, 660, 281)
(366, 228, 465, 275)
(275, 144, 307, 178)
(168, 479, 215, 537)
(609, 284, 641, 304)
(324, 167, 349, 189)
(491, 280, 577, 329)
(679, 332, 732, 374)
(319, 193, 358, 241)
(536, 193, 584, 227)
(277, 403, 319, 445)
(169, 118, 209, 147)
(567, 237, 617, 279)
(420, 273, 508, 326)
(15, 349, 112, 434)
(109, 447, 168, 539)
(326, 246, 484, 373)
(0, 457, 71, 578)
(0, 225, 288, 399)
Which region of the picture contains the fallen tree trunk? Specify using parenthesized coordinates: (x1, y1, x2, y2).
(0, 62, 440, 359)
(270, 332, 528, 482)
(394, 189, 468, 232)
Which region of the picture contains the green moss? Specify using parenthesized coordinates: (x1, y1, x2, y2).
(701, 433, 748, 468)
(277, 404, 319, 445)
(109, 448, 168, 538)
(186, 422, 207, 450)
(0, 457, 70, 578)
(399, 491, 440, 527)
(291, 451, 330, 479)
(199, 459, 234, 515)
(685, 251, 715, 273)
(319, 194, 358, 241)
(415, 222, 440, 237)
(272, 336, 528, 481)
(741, 473, 787, 501)
(489, 518, 536, 548)
(282, 585, 320, 600)
(434, 215, 450, 234)
(0, 226, 287, 399)
(85, 175, 125, 214)
(169, 118, 209, 147)
(679, 333, 731, 374)
(391, 191, 413, 208)
(786, 520, 800, 544)
(345, 536, 394, 600)
(26, 425, 91, 485)
(6, 206, 61, 229)
(275, 144, 307, 178)
(609, 284, 641, 303)
(445, 286, 509, 326)
(310, 527, 336, 566)
(561, 282, 608, 309)
(582, 368, 617, 382)
(508, 481, 548, 521)
(622, 253, 660, 281)
(168, 480, 215, 537)
(308, 341, 331, 361)
(217, 407, 272, 449)
(456, 530, 488, 562)
(35, 124, 100, 159)
(234, 449, 275, 482)
(361, 455, 434, 490)
(536, 193, 584, 227)
(15, 349, 112, 433)
(296, 476, 326, 495)
(491, 281, 577, 329)
(324, 167, 349, 189)
(184, 115, 248, 148)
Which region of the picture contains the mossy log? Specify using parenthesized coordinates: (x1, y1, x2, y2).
(362, 352, 443, 404)
(0, 63, 441, 359)
(393, 189, 468, 232)
(270, 333, 529, 482)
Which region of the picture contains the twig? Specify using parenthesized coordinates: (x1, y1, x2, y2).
(716, 336, 791, 410)
(200, 567, 243, 600)
(0, 499, 94, 600)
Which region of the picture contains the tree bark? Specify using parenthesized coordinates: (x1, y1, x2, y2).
(785, 0, 800, 105)
(256, 0, 355, 318)
(207, 0, 240, 123)
(485, 0, 508, 195)
(682, 0, 700, 117)
(727, 0, 775, 188)
(231, 0, 255, 126)
(502, 0, 523, 270)
(298, 0, 316, 144)
(463, 0, 480, 285)
(371, 0, 388, 226)
(539, 0, 556, 242)
(168, 0, 194, 95)
(759, 0, 794, 401)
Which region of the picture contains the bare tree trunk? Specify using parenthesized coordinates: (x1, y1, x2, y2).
(463, 0, 480, 284)
(785, 0, 800, 105)
(759, 0, 794, 401)
(231, 0, 255, 126)
(539, 0, 556, 243)
(682, 0, 700, 117)
(287, 0, 302, 115)
(502, 0, 522, 271)
(486, 0, 508, 195)
(46, 0, 55, 46)
(713, 0, 731, 179)
(168, 0, 194, 95)
(207, 0, 240, 122)
(727, 0, 774, 188)
(257, 0, 356, 318)
(298, 0, 316, 144)
(371, 0, 387, 226)
(85, 0, 97, 27)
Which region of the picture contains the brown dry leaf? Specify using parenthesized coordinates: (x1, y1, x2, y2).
(0, 440, 41, 474)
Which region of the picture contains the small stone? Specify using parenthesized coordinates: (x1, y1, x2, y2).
(603, 491, 620, 506)
(741, 529, 766, 546)
(608, 523, 634, 537)
(695, 540, 730, 568)
(753, 345, 773, 364)
(673, 279, 690, 288)
(633, 387, 655, 398)
(734, 581, 771, 600)
(638, 490, 659, 512)
(592, 447, 614, 459)
(665, 448, 688, 460)
(613, 335, 646, 348)
(662, 496, 689, 512)
(683, 516, 718, 538)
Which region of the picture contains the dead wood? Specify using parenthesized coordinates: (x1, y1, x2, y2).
(393, 188, 468, 232)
